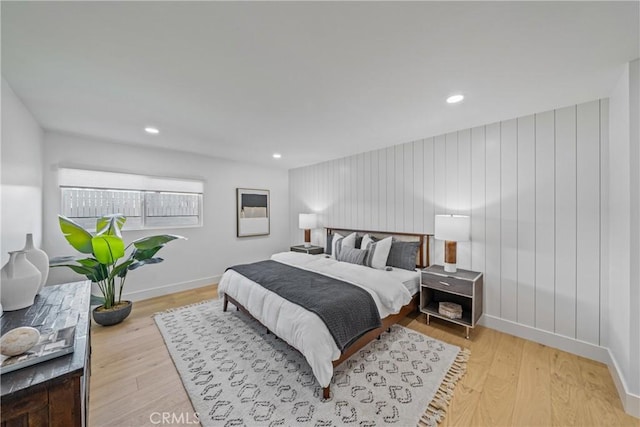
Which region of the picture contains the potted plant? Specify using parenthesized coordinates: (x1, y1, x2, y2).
(50, 214, 185, 326)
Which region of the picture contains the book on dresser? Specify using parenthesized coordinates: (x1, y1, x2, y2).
(1, 325, 76, 374)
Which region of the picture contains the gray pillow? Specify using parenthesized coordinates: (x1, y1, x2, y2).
(386, 240, 420, 271)
(325, 234, 334, 255)
(336, 247, 367, 265)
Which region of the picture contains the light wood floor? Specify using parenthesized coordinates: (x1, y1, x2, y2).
(89, 287, 638, 426)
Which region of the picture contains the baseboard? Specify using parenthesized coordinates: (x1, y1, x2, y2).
(607, 349, 640, 418)
(122, 275, 221, 302)
(480, 314, 639, 419)
(479, 314, 610, 363)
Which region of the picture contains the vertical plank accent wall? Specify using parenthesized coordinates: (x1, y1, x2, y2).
(289, 99, 608, 347)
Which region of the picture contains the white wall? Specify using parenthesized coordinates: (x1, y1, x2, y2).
(43, 131, 290, 300)
(609, 59, 640, 416)
(291, 99, 628, 375)
(291, 89, 640, 415)
(291, 99, 608, 342)
(1, 77, 44, 265)
(631, 58, 640, 410)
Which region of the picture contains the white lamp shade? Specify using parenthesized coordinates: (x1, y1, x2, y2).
(435, 214, 470, 241)
(298, 213, 317, 230)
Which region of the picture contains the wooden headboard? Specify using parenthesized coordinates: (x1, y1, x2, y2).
(325, 227, 432, 269)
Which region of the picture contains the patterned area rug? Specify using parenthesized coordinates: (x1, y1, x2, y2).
(154, 299, 469, 426)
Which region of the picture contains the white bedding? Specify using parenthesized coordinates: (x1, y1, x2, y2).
(217, 252, 416, 388)
(386, 266, 421, 295)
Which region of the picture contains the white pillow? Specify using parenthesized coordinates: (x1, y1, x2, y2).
(342, 232, 357, 248)
(330, 233, 344, 258)
(363, 236, 393, 269)
(333, 232, 357, 260)
(360, 234, 373, 250)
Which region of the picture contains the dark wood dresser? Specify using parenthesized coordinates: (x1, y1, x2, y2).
(1, 281, 91, 427)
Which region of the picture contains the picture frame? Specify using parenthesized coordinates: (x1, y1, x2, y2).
(236, 188, 270, 237)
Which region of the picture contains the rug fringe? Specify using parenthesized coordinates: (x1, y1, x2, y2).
(153, 299, 216, 316)
(417, 347, 470, 426)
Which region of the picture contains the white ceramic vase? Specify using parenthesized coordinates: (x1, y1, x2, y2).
(0, 251, 41, 311)
(22, 233, 49, 294)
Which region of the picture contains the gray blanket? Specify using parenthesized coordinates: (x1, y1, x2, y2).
(227, 260, 382, 352)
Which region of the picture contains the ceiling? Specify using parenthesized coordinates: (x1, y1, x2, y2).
(2, 1, 638, 169)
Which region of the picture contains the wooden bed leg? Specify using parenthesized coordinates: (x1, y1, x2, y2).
(223, 294, 228, 312)
(323, 386, 330, 399)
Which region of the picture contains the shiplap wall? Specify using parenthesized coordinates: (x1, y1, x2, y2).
(290, 99, 608, 347)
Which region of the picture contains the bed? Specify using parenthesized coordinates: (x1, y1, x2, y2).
(217, 228, 431, 399)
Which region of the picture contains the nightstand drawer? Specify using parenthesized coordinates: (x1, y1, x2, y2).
(421, 273, 473, 297)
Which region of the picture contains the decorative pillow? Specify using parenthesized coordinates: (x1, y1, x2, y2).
(330, 233, 344, 257)
(334, 232, 357, 259)
(342, 232, 357, 248)
(386, 240, 420, 271)
(336, 247, 367, 265)
(360, 234, 379, 250)
(325, 233, 334, 255)
(362, 236, 392, 269)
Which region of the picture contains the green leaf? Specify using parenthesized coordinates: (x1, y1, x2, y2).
(129, 257, 164, 270)
(50, 257, 108, 282)
(96, 214, 126, 238)
(132, 234, 185, 250)
(117, 267, 129, 279)
(89, 263, 109, 283)
(132, 246, 163, 261)
(49, 263, 95, 277)
(110, 260, 134, 279)
(50, 256, 98, 267)
(91, 235, 125, 265)
(49, 255, 79, 266)
(58, 215, 94, 254)
(90, 294, 105, 306)
(76, 258, 101, 268)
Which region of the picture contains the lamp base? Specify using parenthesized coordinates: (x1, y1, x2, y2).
(443, 262, 457, 273)
(444, 240, 458, 273)
(303, 229, 311, 247)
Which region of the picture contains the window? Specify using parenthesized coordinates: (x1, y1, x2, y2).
(59, 168, 203, 230)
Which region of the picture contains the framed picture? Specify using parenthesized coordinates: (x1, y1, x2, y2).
(236, 188, 270, 237)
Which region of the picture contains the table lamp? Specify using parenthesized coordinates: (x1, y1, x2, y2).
(298, 213, 317, 247)
(435, 214, 470, 273)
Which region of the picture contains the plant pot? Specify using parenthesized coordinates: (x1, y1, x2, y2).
(92, 301, 132, 326)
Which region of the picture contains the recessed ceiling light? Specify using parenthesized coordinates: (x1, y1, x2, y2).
(446, 94, 464, 104)
(273, 153, 282, 159)
(144, 127, 160, 134)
